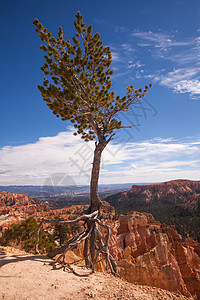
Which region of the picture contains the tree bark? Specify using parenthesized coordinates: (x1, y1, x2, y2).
(89, 224, 96, 269)
(83, 237, 90, 266)
(89, 140, 105, 212)
(83, 139, 105, 266)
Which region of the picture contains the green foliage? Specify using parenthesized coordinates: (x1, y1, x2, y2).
(53, 216, 70, 246)
(68, 216, 81, 235)
(33, 12, 151, 143)
(53, 216, 82, 246)
(0, 217, 55, 253)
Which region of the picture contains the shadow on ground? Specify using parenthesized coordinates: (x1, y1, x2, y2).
(0, 252, 52, 269)
(0, 250, 91, 277)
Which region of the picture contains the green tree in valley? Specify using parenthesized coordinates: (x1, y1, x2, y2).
(1, 217, 54, 253)
(53, 216, 70, 246)
(33, 12, 151, 273)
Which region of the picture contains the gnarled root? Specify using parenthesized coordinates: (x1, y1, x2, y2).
(35, 210, 118, 276)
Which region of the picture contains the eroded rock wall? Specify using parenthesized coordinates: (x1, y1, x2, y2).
(108, 212, 200, 299)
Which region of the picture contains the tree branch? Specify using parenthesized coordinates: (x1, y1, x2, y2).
(38, 210, 98, 225)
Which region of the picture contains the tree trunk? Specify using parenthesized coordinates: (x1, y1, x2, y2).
(83, 140, 105, 266)
(89, 141, 105, 212)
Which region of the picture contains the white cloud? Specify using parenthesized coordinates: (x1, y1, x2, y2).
(101, 137, 200, 183)
(111, 51, 120, 62)
(121, 43, 135, 52)
(1, 131, 200, 185)
(129, 30, 200, 98)
(0, 129, 92, 186)
(174, 80, 200, 95)
(158, 68, 200, 97)
(167, 36, 200, 65)
(133, 31, 172, 48)
(128, 61, 143, 69)
(132, 30, 193, 54)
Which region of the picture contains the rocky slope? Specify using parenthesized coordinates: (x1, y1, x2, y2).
(0, 191, 50, 228)
(109, 179, 200, 208)
(108, 212, 200, 299)
(106, 179, 200, 243)
(129, 179, 200, 196)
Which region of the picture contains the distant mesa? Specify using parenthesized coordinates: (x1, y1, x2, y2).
(126, 179, 200, 201)
(106, 179, 200, 214)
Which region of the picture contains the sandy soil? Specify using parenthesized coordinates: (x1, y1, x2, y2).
(0, 246, 193, 300)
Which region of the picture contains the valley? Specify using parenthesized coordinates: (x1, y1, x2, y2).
(1, 179, 200, 299)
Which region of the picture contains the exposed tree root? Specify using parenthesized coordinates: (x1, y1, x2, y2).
(35, 210, 118, 276)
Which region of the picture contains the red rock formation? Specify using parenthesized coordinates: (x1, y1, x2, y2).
(116, 213, 158, 258)
(184, 194, 200, 211)
(129, 179, 200, 196)
(117, 235, 190, 297)
(162, 223, 182, 243)
(108, 212, 200, 299)
(0, 192, 30, 206)
(0, 190, 114, 230)
(0, 192, 50, 228)
(185, 237, 200, 256)
(173, 242, 200, 299)
(162, 224, 200, 298)
(120, 179, 200, 206)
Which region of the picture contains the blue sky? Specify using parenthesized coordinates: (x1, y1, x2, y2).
(1, 0, 200, 186)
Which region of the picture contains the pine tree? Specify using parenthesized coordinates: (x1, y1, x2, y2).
(33, 12, 151, 274)
(1, 217, 54, 253)
(53, 217, 69, 246)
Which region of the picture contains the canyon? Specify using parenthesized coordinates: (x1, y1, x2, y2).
(106, 179, 200, 244)
(0, 190, 200, 299)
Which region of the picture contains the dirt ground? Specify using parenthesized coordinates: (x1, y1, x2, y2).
(0, 246, 193, 300)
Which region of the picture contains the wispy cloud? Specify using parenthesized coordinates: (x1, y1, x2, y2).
(133, 31, 174, 50)
(110, 43, 144, 80)
(128, 60, 144, 69)
(1, 130, 199, 185)
(94, 18, 109, 26)
(121, 43, 135, 53)
(111, 51, 121, 62)
(167, 36, 200, 66)
(130, 30, 200, 98)
(132, 30, 194, 56)
(93, 19, 200, 100)
(173, 79, 200, 96)
(156, 68, 200, 97)
(102, 137, 200, 183)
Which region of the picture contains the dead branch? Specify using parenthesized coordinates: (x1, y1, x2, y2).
(35, 210, 118, 276)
